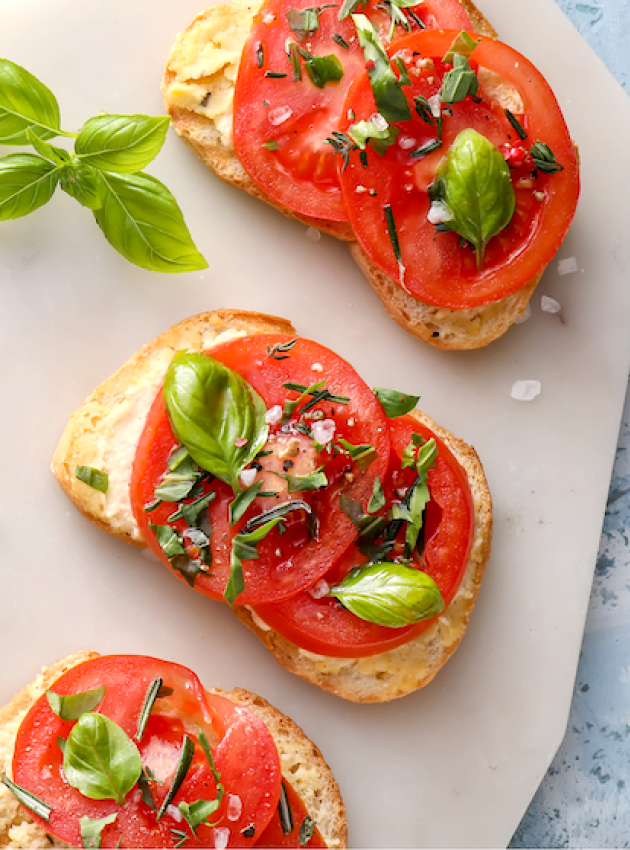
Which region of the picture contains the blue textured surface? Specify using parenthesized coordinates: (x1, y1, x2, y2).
(510, 3, 630, 843)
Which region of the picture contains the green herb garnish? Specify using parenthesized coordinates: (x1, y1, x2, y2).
(289, 42, 344, 88)
(505, 109, 527, 141)
(440, 53, 479, 104)
(1, 775, 52, 822)
(75, 465, 109, 493)
(336, 438, 378, 471)
(46, 686, 105, 721)
(373, 387, 419, 417)
(157, 735, 195, 821)
(352, 14, 411, 123)
(347, 118, 400, 156)
(263, 139, 279, 151)
(135, 678, 163, 741)
(325, 130, 356, 171)
(79, 813, 118, 849)
(278, 781, 294, 835)
(442, 31, 479, 63)
(531, 141, 563, 173)
(286, 5, 337, 40)
(274, 467, 328, 493)
(300, 816, 317, 846)
(267, 338, 298, 359)
(229, 481, 263, 524)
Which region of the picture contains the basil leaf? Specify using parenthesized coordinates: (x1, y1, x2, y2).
(164, 351, 269, 494)
(0, 153, 60, 220)
(154, 453, 203, 502)
(429, 128, 515, 269)
(440, 53, 479, 104)
(167, 490, 215, 525)
(226, 517, 284, 604)
(63, 713, 142, 805)
(294, 45, 344, 88)
(150, 523, 187, 560)
(404, 476, 430, 553)
(60, 161, 107, 210)
(401, 432, 423, 469)
(75, 115, 170, 174)
(178, 799, 220, 833)
(531, 140, 563, 174)
(442, 31, 479, 63)
(0, 59, 62, 145)
(367, 476, 385, 513)
(274, 468, 328, 493)
(75, 465, 109, 493)
(352, 15, 411, 123)
(26, 129, 72, 165)
(336, 439, 377, 471)
(46, 687, 105, 720)
(1, 775, 52, 822)
(329, 562, 444, 627)
(286, 6, 336, 40)
(93, 171, 207, 273)
(79, 813, 117, 849)
(348, 118, 399, 155)
(157, 736, 195, 820)
(338, 0, 363, 20)
(230, 481, 263, 525)
(300, 816, 317, 846)
(373, 387, 419, 417)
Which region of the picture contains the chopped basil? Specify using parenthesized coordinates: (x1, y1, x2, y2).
(531, 140, 563, 173)
(150, 523, 206, 588)
(291, 43, 344, 88)
(401, 432, 423, 469)
(1, 775, 52, 822)
(226, 516, 285, 604)
(440, 53, 479, 104)
(135, 678, 162, 741)
(401, 436, 438, 556)
(178, 799, 220, 835)
(348, 118, 400, 156)
(75, 465, 108, 493)
(278, 781, 294, 835)
(329, 561, 444, 627)
(79, 813, 117, 849)
(167, 490, 215, 525)
(157, 735, 195, 821)
(274, 467, 328, 493)
(367, 475, 385, 513)
(263, 139, 279, 151)
(267, 338, 298, 359)
(338, 0, 364, 19)
(336, 438, 378, 471)
(63, 713, 142, 805)
(286, 5, 336, 40)
(229, 480, 263, 525)
(352, 14, 411, 123)
(46, 686, 105, 721)
(413, 96, 435, 129)
(393, 55, 411, 87)
(163, 351, 269, 496)
(138, 770, 157, 811)
(442, 30, 479, 63)
(154, 451, 203, 502)
(373, 387, 419, 417)
(150, 523, 186, 560)
(428, 128, 515, 268)
(505, 109, 527, 141)
(300, 816, 317, 846)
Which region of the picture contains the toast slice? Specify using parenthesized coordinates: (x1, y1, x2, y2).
(0, 651, 347, 849)
(51, 310, 492, 702)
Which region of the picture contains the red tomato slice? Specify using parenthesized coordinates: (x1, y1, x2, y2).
(233, 0, 473, 222)
(337, 29, 580, 308)
(252, 414, 474, 657)
(12, 655, 281, 848)
(255, 780, 325, 847)
(130, 335, 390, 606)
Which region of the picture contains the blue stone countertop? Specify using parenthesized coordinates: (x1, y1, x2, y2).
(511, 3, 630, 845)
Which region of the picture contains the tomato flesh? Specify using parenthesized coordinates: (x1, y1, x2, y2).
(233, 0, 473, 222)
(253, 415, 474, 657)
(338, 29, 580, 308)
(130, 335, 390, 606)
(12, 656, 281, 849)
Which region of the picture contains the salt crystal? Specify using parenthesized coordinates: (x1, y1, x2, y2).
(311, 419, 336, 445)
(269, 105, 292, 126)
(240, 468, 257, 487)
(263, 12, 275, 22)
(541, 295, 561, 314)
(514, 303, 532, 325)
(227, 794, 243, 821)
(427, 202, 452, 225)
(309, 579, 330, 599)
(265, 404, 283, 425)
(557, 257, 578, 276)
(167, 805, 183, 823)
(311, 362, 324, 372)
(398, 135, 417, 150)
(369, 112, 388, 131)
(305, 227, 321, 241)
(510, 380, 542, 401)
(213, 827, 231, 850)
(428, 93, 441, 117)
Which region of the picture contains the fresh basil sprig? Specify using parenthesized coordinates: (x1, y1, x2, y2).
(329, 562, 444, 627)
(46, 686, 105, 720)
(80, 813, 118, 849)
(63, 712, 142, 805)
(429, 128, 515, 269)
(163, 351, 269, 495)
(352, 15, 411, 123)
(373, 388, 419, 417)
(0, 58, 206, 273)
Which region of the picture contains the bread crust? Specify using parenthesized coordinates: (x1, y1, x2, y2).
(51, 310, 492, 702)
(0, 652, 347, 849)
(235, 408, 492, 701)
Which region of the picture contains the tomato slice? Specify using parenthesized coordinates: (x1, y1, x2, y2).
(12, 655, 281, 848)
(233, 0, 473, 222)
(131, 335, 390, 606)
(252, 414, 474, 657)
(337, 29, 580, 308)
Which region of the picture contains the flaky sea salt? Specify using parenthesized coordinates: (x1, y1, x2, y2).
(213, 828, 230, 850)
(227, 794, 243, 821)
(240, 468, 257, 487)
(557, 256, 578, 276)
(541, 295, 561, 314)
(427, 202, 453, 225)
(514, 303, 532, 324)
(265, 404, 283, 425)
(311, 418, 336, 444)
(510, 380, 542, 401)
(269, 105, 293, 126)
(309, 578, 330, 599)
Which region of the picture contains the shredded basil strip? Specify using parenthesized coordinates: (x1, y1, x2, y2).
(135, 678, 163, 741)
(75, 465, 109, 493)
(367, 475, 386, 513)
(274, 467, 328, 493)
(352, 14, 411, 123)
(230, 480, 263, 525)
(46, 686, 105, 721)
(278, 781, 294, 835)
(337, 438, 378, 471)
(440, 53, 479, 104)
(442, 30, 479, 63)
(2, 775, 52, 822)
(157, 735, 195, 821)
(167, 490, 215, 525)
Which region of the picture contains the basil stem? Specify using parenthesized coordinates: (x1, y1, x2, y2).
(330, 562, 444, 627)
(1, 775, 52, 822)
(46, 686, 105, 721)
(163, 351, 269, 495)
(157, 735, 195, 821)
(135, 678, 163, 741)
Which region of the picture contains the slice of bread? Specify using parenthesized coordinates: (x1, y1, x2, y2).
(0, 652, 346, 849)
(51, 310, 492, 702)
